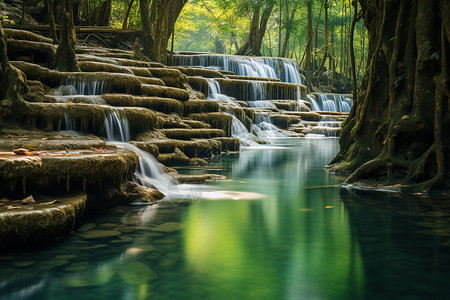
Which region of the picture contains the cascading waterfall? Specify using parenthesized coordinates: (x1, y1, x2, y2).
(104, 109, 130, 142)
(62, 75, 108, 95)
(175, 54, 303, 85)
(307, 95, 321, 111)
(103, 111, 203, 200)
(57, 111, 77, 131)
(230, 115, 261, 147)
(311, 94, 353, 113)
(206, 78, 239, 106)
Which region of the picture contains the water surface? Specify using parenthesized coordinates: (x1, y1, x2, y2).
(1, 138, 450, 300)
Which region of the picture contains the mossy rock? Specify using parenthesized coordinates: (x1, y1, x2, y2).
(102, 94, 183, 115)
(186, 76, 209, 98)
(6, 39, 56, 67)
(0, 148, 138, 197)
(0, 194, 86, 252)
(212, 137, 240, 152)
(141, 84, 190, 101)
(157, 147, 190, 165)
(189, 113, 232, 137)
(183, 99, 219, 115)
(78, 61, 134, 75)
(182, 119, 211, 129)
(18, 103, 160, 138)
(4, 29, 53, 43)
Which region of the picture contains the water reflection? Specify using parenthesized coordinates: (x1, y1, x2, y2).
(1, 139, 450, 299)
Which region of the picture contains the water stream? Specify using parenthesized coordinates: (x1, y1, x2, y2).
(2, 138, 450, 299)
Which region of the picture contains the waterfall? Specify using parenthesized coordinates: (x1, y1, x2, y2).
(175, 54, 303, 84)
(307, 95, 321, 111)
(206, 78, 239, 106)
(283, 61, 303, 85)
(230, 115, 261, 147)
(57, 111, 77, 131)
(250, 81, 265, 100)
(115, 142, 177, 196)
(252, 123, 286, 138)
(311, 94, 353, 113)
(104, 109, 130, 142)
(248, 101, 277, 108)
(62, 75, 108, 95)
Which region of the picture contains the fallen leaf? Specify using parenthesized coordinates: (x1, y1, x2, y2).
(67, 101, 73, 104)
(299, 208, 313, 212)
(40, 200, 57, 205)
(402, 115, 409, 120)
(371, 184, 377, 187)
(41, 137, 49, 140)
(6, 205, 20, 210)
(13, 148, 31, 155)
(367, 147, 371, 151)
(89, 146, 106, 151)
(21, 195, 35, 205)
(325, 206, 334, 209)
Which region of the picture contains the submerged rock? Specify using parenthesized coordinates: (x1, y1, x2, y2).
(150, 222, 185, 232)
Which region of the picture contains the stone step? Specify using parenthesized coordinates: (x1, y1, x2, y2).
(161, 128, 225, 140)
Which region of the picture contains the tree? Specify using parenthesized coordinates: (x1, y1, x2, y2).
(140, 0, 188, 62)
(328, 0, 450, 193)
(235, 0, 275, 56)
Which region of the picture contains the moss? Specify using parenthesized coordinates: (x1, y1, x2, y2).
(148, 68, 185, 88)
(189, 112, 233, 136)
(182, 119, 211, 129)
(4, 28, 53, 43)
(226, 75, 280, 82)
(287, 111, 321, 122)
(16, 103, 160, 137)
(78, 61, 134, 74)
(0, 194, 86, 251)
(272, 100, 300, 111)
(186, 76, 209, 96)
(162, 128, 225, 140)
(23, 80, 46, 103)
(0, 149, 138, 198)
(141, 84, 190, 101)
(215, 78, 307, 101)
(6, 39, 56, 68)
(102, 94, 183, 115)
(129, 67, 153, 77)
(136, 76, 166, 86)
(183, 99, 219, 115)
(177, 67, 225, 79)
(157, 147, 190, 165)
(133, 138, 222, 158)
(161, 129, 193, 140)
(269, 114, 301, 129)
(212, 137, 240, 152)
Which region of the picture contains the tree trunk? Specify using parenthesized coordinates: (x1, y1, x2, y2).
(281, 1, 298, 58)
(140, 0, 153, 57)
(235, 2, 275, 56)
(318, 0, 329, 75)
(47, 0, 59, 44)
(327, 0, 450, 193)
(305, 0, 313, 72)
(122, 0, 135, 29)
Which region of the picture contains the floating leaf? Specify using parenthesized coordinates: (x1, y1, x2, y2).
(13, 148, 31, 155)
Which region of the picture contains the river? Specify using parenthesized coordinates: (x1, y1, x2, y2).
(1, 138, 450, 300)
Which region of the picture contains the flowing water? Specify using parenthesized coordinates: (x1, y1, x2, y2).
(2, 138, 450, 300)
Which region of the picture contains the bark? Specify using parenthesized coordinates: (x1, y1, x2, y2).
(55, 12, 80, 72)
(0, 24, 28, 124)
(122, 0, 135, 29)
(280, 1, 298, 58)
(235, 2, 275, 56)
(328, 0, 450, 193)
(305, 0, 313, 72)
(47, 0, 59, 44)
